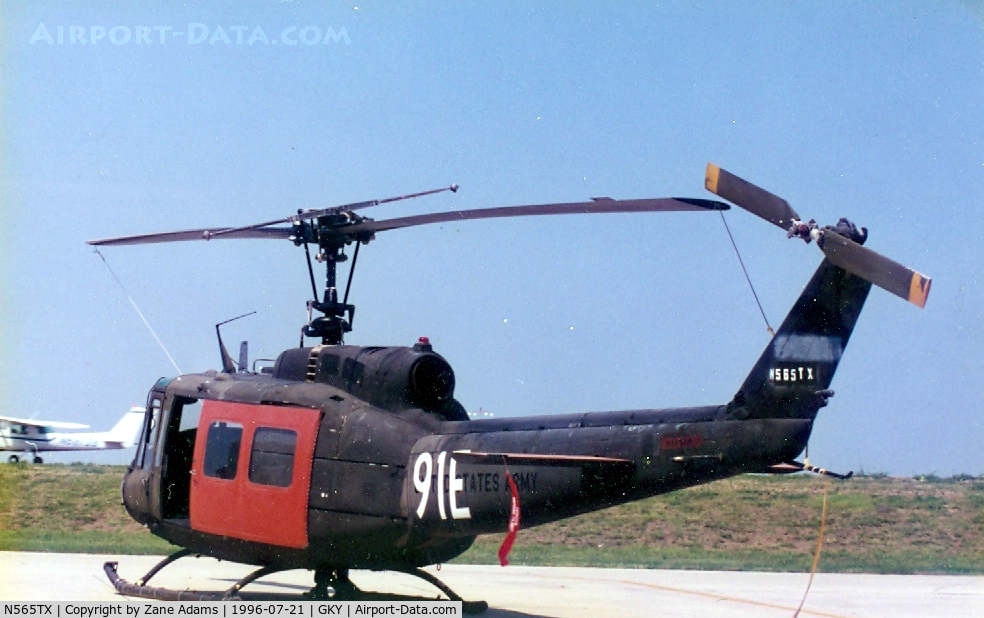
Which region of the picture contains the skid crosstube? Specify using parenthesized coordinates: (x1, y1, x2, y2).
(104, 556, 489, 614)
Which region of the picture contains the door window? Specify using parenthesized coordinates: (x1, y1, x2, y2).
(202, 421, 243, 480)
(248, 428, 297, 487)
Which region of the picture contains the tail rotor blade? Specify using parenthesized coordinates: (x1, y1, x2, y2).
(705, 163, 800, 230)
(820, 230, 931, 308)
(705, 163, 932, 309)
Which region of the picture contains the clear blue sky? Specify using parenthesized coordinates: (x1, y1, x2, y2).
(1, 2, 981, 476)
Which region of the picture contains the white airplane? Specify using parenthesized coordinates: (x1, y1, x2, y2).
(0, 407, 145, 463)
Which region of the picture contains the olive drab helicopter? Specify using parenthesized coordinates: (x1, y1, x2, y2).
(88, 164, 930, 612)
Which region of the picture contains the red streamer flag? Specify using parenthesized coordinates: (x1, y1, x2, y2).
(498, 470, 521, 566)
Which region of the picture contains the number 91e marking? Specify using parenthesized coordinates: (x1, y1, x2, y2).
(413, 451, 471, 521)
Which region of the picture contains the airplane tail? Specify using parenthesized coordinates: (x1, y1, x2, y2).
(725, 258, 872, 421)
(104, 408, 146, 448)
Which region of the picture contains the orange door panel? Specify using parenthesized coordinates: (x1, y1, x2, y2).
(189, 400, 321, 548)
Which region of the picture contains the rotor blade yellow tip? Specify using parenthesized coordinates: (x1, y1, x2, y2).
(705, 163, 720, 194)
(908, 273, 931, 308)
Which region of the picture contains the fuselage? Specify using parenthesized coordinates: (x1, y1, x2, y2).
(0, 425, 125, 453)
(122, 342, 813, 572)
(122, 257, 874, 573)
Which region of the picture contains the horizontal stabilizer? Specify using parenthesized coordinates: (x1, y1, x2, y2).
(767, 461, 853, 480)
(452, 450, 630, 466)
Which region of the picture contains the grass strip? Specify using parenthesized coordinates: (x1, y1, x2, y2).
(1, 464, 981, 575)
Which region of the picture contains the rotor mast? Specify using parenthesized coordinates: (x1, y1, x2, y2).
(300, 216, 358, 345)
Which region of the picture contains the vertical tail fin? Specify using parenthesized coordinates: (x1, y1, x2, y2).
(727, 259, 872, 420)
(106, 408, 146, 447)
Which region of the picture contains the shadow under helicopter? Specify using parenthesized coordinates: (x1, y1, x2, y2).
(180, 574, 542, 618)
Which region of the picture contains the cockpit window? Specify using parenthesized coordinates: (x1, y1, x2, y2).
(177, 399, 203, 432)
(203, 421, 243, 480)
(137, 396, 163, 469)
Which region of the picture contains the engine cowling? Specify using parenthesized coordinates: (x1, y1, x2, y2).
(272, 340, 465, 418)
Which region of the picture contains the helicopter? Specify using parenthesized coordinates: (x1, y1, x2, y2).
(88, 164, 929, 612)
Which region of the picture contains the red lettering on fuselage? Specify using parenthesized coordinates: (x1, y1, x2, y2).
(660, 434, 704, 450)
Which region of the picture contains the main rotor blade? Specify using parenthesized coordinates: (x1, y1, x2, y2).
(86, 227, 293, 246)
(204, 184, 459, 240)
(86, 196, 725, 246)
(705, 163, 800, 230)
(820, 230, 931, 308)
(343, 197, 729, 234)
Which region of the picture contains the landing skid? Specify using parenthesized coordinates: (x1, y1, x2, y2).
(104, 552, 488, 614)
(401, 568, 489, 615)
(104, 556, 284, 601)
(305, 566, 487, 615)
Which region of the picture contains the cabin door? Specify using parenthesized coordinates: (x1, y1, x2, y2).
(189, 401, 321, 549)
(122, 389, 165, 520)
(148, 396, 202, 521)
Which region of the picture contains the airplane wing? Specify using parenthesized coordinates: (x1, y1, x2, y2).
(0, 415, 89, 430)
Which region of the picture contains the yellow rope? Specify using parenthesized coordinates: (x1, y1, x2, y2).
(794, 479, 830, 618)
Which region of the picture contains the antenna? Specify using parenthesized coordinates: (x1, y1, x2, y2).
(238, 341, 249, 373)
(215, 311, 256, 373)
(93, 248, 182, 374)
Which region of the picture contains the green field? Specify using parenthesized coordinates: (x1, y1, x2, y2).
(1, 464, 981, 573)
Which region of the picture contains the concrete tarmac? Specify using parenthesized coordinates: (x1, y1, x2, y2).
(1, 551, 981, 617)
